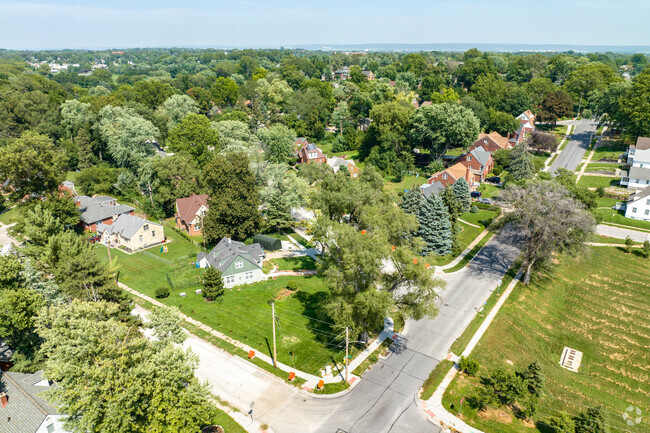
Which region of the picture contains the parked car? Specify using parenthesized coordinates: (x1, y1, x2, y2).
(486, 176, 501, 183)
(477, 198, 493, 205)
(86, 235, 101, 243)
(470, 191, 482, 199)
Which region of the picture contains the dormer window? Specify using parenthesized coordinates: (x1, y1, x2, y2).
(442, 173, 448, 180)
(483, 139, 488, 144)
(309, 152, 317, 159)
(235, 260, 243, 269)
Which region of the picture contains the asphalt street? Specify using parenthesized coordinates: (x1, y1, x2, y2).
(261, 228, 522, 433)
(550, 119, 597, 173)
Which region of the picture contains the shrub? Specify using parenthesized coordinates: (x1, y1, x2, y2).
(287, 280, 298, 291)
(470, 205, 479, 213)
(596, 186, 605, 197)
(492, 167, 502, 176)
(155, 286, 170, 299)
(458, 356, 480, 376)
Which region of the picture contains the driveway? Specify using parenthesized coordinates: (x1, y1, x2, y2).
(596, 224, 650, 242)
(549, 119, 597, 173)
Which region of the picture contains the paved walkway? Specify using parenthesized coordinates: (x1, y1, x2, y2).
(420, 268, 525, 433)
(0, 222, 19, 248)
(119, 282, 394, 389)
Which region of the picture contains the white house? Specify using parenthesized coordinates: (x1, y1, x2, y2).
(621, 137, 650, 190)
(196, 238, 266, 288)
(97, 214, 164, 252)
(624, 186, 650, 221)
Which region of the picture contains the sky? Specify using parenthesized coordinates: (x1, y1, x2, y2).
(0, 0, 648, 50)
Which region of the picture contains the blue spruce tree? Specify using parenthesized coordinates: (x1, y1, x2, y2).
(417, 194, 453, 256)
(452, 177, 471, 214)
(400, 187, 423, 216)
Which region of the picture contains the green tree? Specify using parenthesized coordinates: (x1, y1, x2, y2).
(331, 100, 353, 136)
(487, 110, 520, 136)
(202, 267, 225, 301)
(549, 412, 576, 433)
(417, 195, 453, 256)
(411, 103, 480, 160)
(147, 305, 187, 344)
(36, 300, 220, 433)
(0, 131, 66, 200)
(97, 105, 159, 169)
(210, 76, 239, 106)
(264, 189, 294, 232)
(507, 142, 534, 182)
(480, 367, 527, 406)
(502, 181, 595, 284)
(18, 204, 64, 252)
(257, 124, 296, 164)
(212, 120, 258, 154)
(0, 254, 23, 290)
(144, 153, 204, 215)
(518, 361, 544, 397)
(0, 288, 44, 363)
(620, 69, 650, 138)
(157, 94, 199, 131)
(642, 240, 650, 258)
(625, 235, 634, 254)
(75, 163, 118, 196)
(574, 407, 606, 433)
(452, 177, 471, 214)
(131, 79, 176, 109)
(441, 186, 463, 233)
(400, 187, 423, 216)
(202, 153, 261, 243)
(60, 99, 96, 141)
(167, 113, 218, 166)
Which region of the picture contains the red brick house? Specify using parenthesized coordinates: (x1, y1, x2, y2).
(455, 146, 494, 183)
(175, 194, 209, 236)
(470, 132, 511, 153)
(427, 162, 473, 188)
(297, 142, 326, 164)
(508, 111, 536, 147)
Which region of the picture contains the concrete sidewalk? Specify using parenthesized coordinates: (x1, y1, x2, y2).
(575, 127, 608, 182)
(437, 229, 489, 272)
(596, 224, 650, 241)
(420, 268, 525, 433)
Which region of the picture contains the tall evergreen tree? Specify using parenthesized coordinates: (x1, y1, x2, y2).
(202, 267, 224, 301)
(417, 195, 453, 256)
(452, 178, 471, 213)
(264, 190, 294, 232)
(508, 142, 534, 182)
(442, 186, 463, 228)
(400, 187, 423, 216)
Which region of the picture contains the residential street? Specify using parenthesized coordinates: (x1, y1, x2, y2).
(596, 224, 650, 242)
(550, 119, 597, 173)
(252, 228, 521, 433)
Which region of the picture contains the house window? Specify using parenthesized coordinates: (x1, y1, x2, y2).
(225, 275, 235, 284)
(467, 155, 472, 161)
(143, 224, 149, 230)
(139, 235, 143, 242)
(647, 199, 650, 206)
(442, 174, 447, 180)
(235, 260, 243, 269)
(151, 230, 156, 237)
(645, 209, 649, 216)
(47, 424, 55, 433)
(632, 207, 637, 213)
(309, 152, 317, 159)
(245, 271, 254, 280)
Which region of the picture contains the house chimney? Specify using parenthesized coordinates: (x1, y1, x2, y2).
(0, 392, 7, 408)
(227, 238, 231, 245)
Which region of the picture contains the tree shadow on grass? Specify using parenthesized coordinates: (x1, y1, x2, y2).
(293, 285, 336, 345)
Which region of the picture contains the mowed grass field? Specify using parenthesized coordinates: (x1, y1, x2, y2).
(442, 246, 650, 433)
(577, 175, 620, 189)
(96, 227, 347, 375)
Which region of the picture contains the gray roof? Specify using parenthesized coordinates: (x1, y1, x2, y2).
(0, 370, 60, 433)
(327, 156, 357, 174)
(0, 339, 13, 362)
(97, 214, 160, 240)
(628, 166, 650, 180)
(198, 238, 264, 273)
(76, 195, 134, 225)
(628, 185, 650, 202)
(420, 181, 444, 198)
(635, 136, 650, 151)
(470, 146, 491, 169)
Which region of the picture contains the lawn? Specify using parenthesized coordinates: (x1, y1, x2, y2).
(97, 228, 348, 374)
(0, 206, 21, 225)
(445, 147, 466, 157)
(591, 141, 627, 162)
(291, 232, 314, 249)
(428, 223, 483, 267)
(588, 233, 643, 245)
(384, 174, 424, 194)
(595, 196, 618, 209)
(262, 256, 318, 273)
(476, 183, 501, 199)
(576, 175, 619, 189)
(65, 171, 79, 182)
(593, 208, 650, 231)
(441, 247, 650, 433)
(459, 209, 499, 228)
(585, 162, 622, 172)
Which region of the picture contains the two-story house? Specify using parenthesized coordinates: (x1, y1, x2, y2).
(469, 131, 511, 153)
(175, 194, 209, 236)
(621, 137, 650, 190)
(297, 142, 327, 164)
(426, 162, 473, 188)
(196, 238, 266, 288)
(455, 146, 494, 183)
(624, 186, 650, 221)
(508, 111, 536, 147)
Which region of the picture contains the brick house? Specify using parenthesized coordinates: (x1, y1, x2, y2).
(175, 194, 209, 236)
(327, 156, 360, 178)
(508, 111, 536, 147)
(297, 142, 327, 164)
(75, 195, 134, 232)
(456, 146, 494, 183)
(427, 162, 473, 188)
(470, 131, 511, 153)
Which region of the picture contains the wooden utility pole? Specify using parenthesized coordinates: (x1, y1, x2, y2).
(345, 327, 349, 383)
(271, 302, 277, 368)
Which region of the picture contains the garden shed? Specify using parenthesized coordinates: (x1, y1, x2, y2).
(253, 234, 283, 251)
